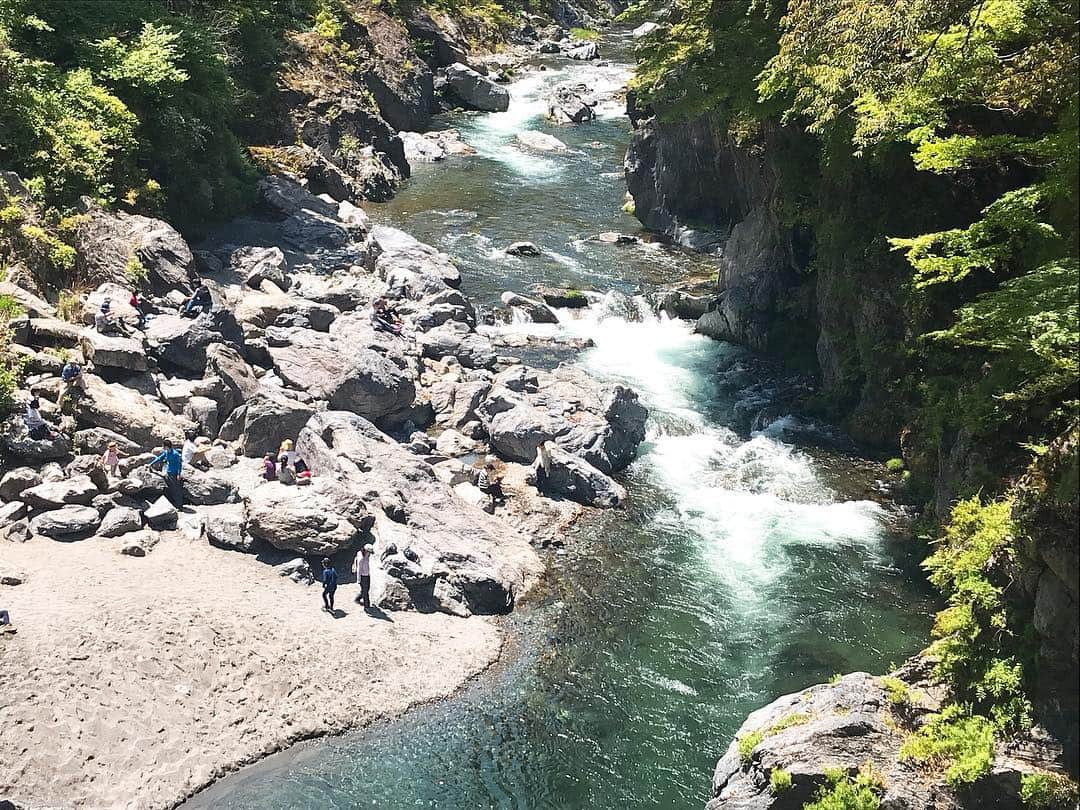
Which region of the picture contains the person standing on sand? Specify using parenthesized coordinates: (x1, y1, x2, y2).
(353, 544, 373, 609)
(149, 439, 184, 507)
(321, 558, 338, 612)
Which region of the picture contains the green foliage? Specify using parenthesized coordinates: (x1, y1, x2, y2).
(570, 27, 599, 40)
(1020, 772, 1080, 809)
(56, 290, 83, 323)
(885, 458, 905, 473)
(900, 706, 995, 787)
(879, 676, 910, 708)
(124, 254, 147, 283)
(769, 767, 792, 795)
(0, 293, 27, 410)
(737, 729, 763, 764)
(804, 763, 883, 810)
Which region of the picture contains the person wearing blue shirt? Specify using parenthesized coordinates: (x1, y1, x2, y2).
(149, 439, 184, 507)
(321, 558, 338, 612)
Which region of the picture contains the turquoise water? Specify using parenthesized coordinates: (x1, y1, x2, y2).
(185, 31, 935, 810)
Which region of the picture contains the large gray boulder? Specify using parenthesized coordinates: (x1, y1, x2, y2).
(29, 505, 101, 538)
(76, 376, 195, 448)
(200, 503, 253, 552)
(80, 331, 148, 372)
(0, 467, 42, 502)
(98, 506, 143, 538)
(206, 344, 261, 405)
(144, 311, 244, 373)
(1, 415, 71, 463)
(231, 245, 290, 290)
(546, 82, 597, 124)
(566, 41, 599, 60)
(531, 445, 627, 508)
(244, 481, 361, 555)
(367, 226, 461, 296)
(21, 476, 100, 510)
(73, 202, 194, 295)
(238, 392, 315, 457)
(327, 350, 417, 423)
(487, 403, 559, 462)
(419, 322, 496, 369)
(500, 291, 559, 324)
(430, 380, 490, 429)
(181, 469, 238, 506)
(445, 63, 510, 112)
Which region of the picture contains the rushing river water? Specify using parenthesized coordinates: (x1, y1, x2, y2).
(187, 30, 935, 810)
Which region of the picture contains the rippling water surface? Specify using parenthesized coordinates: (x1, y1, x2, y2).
(186, 30, 934, 810)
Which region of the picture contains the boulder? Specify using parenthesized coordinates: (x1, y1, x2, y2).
(444, 63, 510, 112)
(200, 503, 253, 552)
(182, 469, 238, 506)
(282, 209, 357, 251)
(83, 283, 141, 326)
(500, 291, 559, 324)
(633, 21, 662, 38)
(29, 505, 101, 538)
(327, 350, 418, 423)
(505, 241, 543, 257)
(144, 311, 244, 373)
(239, 392, 315, 457)
(76, 376, 195, 448)
(0, 501, 27, 527)
(184, 396, 220, 437)
(566, 41, 599, 60)
(257, 175, 339, 219)
(533, 446, 627, 508)
(597, 231, 639, 245)
(430, 380, 490, 429)
(419, 323, 496, 369)
(73, 202, 194, 295)
(0, 468, 41, 502)
(435, 428, 482, 457)
(120, 543, 147, 557)
(21, 476, 100, 510)
(231, 246, 289, 290)
(487, 403, 559, 462)
(244, 482, 360, 555)
(206, 343, 261, 405)
(367, 226, 462, 296)
(399, 131, 449, 163)
(80, 331, 147, 372)
(546, 82, 597, 124)
(515, 131, 568, 152)
(143, 495, 178, 528)
(1, 416, 71, 463)
(98, 506, 143, 538)
(28, 317, 83, 348)
(538, 286, 591, 309)
(74, 427, 142, 457)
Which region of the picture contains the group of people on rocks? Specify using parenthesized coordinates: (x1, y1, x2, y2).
(262, 439, 311, 485)
(318, 542, 374, 613)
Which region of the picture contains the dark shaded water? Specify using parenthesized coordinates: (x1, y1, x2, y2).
(186, 31, 935, 810)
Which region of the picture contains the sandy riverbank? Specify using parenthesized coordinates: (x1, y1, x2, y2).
(0, 532, 505, 809)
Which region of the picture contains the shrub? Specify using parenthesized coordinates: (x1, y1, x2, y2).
(769, 768, 792, 794)
(737, 730, 763, 764)
(804, 763, 882, 810)
(879, 676, 910, 709)
(124, 254, 148, 283)
(1020, 772, 1080, 809)
(885, 457, 905, 472)
(57, 290, 84, 323)
(0, 294, 28, 410)
(900, 707, 995, 788)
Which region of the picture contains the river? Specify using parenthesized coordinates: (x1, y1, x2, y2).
(185, 29, 935, 810)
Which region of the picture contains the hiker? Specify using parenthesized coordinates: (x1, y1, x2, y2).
(276, 452, 296, 485)
(129, 291, 149, 327)
(534, 439, 552, 491)
(56, 361, 87, 407)
(370, 296, 403, 335)
(262, 452, 277, 481)
(180, 283, 212, 318)
(23, 398, 56, 441)
(0, 610, 9, 625)
(353, 543, 373, 609)
(148, 438, 184, 507)
(94, 300, 126, 335)
(477, 462, 506, 510)
(100, 440, 127, 478)
(181, 431, 210, 470)
(321, 558, 338, 612)
(0, 609, 12, 636)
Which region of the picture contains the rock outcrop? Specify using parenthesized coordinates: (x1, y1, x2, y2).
(444, 63, 510, 112)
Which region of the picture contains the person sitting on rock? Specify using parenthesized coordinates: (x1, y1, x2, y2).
(370, 296, 403, 335)
(320, 558, 338, 613)
(100, 440, 128, 478)
(181, 431, 210, 470)
(56, 361, 87, 408)
(148, 438, 184, 507)
(180, 283, 212, 318)
(277, 439, 311, 484)
(477, 462, 507, 511)
(262, 452, 277, 481)
(23, 398, 57, 441)
(129, 290, 150, 328)
(94, 300, 127, 336)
